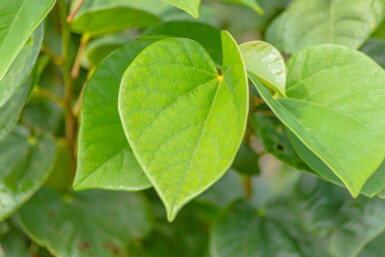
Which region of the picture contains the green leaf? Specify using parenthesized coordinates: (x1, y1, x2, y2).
(287, 129, 385, 197)
(119, 31, 248, 221)
(0, 127, 57, 221)
(74, 41, 155, 191)
(292, 175, 385, 257)
(210, 200, 314, 257)
(266, 0, 385, 53)
(19, 188, 153, 257)
(358, 232, 385, 257)
(160, 0, 201, 18)
(250, 113, 310, 171)
(240, 41, 286, 96)
(222, 0, 263, 14)
(232, 143, 260, 175)
(0, 231, 29, 257)
(250, 44, 385, 197)
(361, 39, 385, 68)
(143, 21, 222, 64)
(70, 0, 167, 35)
(83, 34, 131, 67)
(0, 0, 55, 81)
(0, 23, 44, 108)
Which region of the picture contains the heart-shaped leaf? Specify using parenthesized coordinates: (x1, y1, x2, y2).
(266, 0, 385, 53)
(0, 127, 57, 221)
(240, 41, 286, 96)
(0, 23, 44, 108)
(249, 44, 385, 196)
(70, 0, 167, 35)
(160, 0, 201, 18)
(119, 31, 248, 221)
(19, 188, 152, 257)
(74, 41, 154, 191)
(0, 0, 55, 81)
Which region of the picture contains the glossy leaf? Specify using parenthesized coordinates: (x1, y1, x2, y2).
(292, 175, 385, 257)
(222, 0, 263, 14)
(74, 42, 155, 191)
(287, 129, 385, 197)
(250, 44, 385, 196)
(266, 0, 385, 53)
(251, 113, 310, 171)
(0, 0, 55, 81)
(70, 0, 168, 35)
(19, 188, 152, 257)
(161, 0, 201, 18)
(0, 127, 57, 221)
(240, 41, 286, 96)
(143, 21, 222, 64)
(0, 23, 44, 108)
(119, 31, 248, 221)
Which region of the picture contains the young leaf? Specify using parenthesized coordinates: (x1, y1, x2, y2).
(19, 188, 153, 257)
(240, 41, 286, 96)
(74, 41, 155, 191)
(249, 44, 385, 196)
(266, 0, 385, 53)
(160, 0, 201, 18)
(0, 23, 44, 108)
(0, 0, 55, 81)
(143, 21, 222, 64)
(287, 129, 385, 197)
(222, 0, 263, 14)
(70, 0, 167, 35)
(0, 127, 57, 221)
(119, 31, 248, 221)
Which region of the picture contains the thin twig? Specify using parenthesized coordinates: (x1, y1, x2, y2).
(34, 86, 66, 107)
(66, 0, 84, 23)
(71, 33, 90, 79)
(41, 45, 63, 66)
(244, 176, 253, 199)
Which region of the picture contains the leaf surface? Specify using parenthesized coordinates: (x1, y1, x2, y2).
(160, 0, 201, 18)
(0, 0, 55, 81)
(266, 0, 385, 53)
(75, 41, 155, 191)
(0, 127, 56, 221)
(70, 0, 167, 35)
(119, 31, 248, 221)
(19, 188, 152, 257)
(250, 44, 385, 196)
(222, 0, 263, 14)
(0, 23, 44, 108)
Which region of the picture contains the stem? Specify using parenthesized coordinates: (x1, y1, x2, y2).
(244, 176, 253, 199)
(41, 45, 63, 66)
(71, 33, 90, 79)
(59, 0, 77, 172)
(34, 86, 66, 107)
(67, 0, 84, 23)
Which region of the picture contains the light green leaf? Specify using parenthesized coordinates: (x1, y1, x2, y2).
(19, 188, 153, 257)
(74, 41, 155, 191)
(0, 23, 44, 108)
(249, 44, 385, 196)
(250, 113, 310, 171)
(119, 31, 248, 221)
(160, 0, 201, 18)
(0, 0, 55, 81)
(0, 127, 57, 221)
(143, 21, 222, 64)
(70, 0, 167, 35)
(287, 129, 385, 197)
(266, 0, 385, 53)
(222, 0, 263, 14)
(240, 41, 286, 96)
